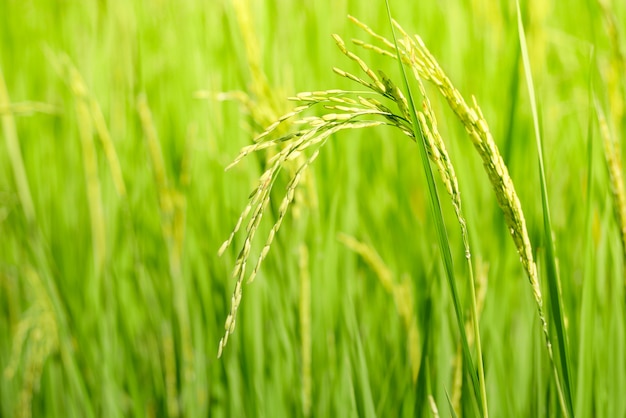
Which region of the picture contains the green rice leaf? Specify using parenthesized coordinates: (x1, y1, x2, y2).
(383, 1, 485, 416)
(516, 2, 575, 416)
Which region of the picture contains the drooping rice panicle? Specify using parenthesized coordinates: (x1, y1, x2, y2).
(247, 147, 323, 284)
(218, 109, 396, 356)
(381, 21, 545, 323)
(216, 73, 425, 355)
(218, 18, 485, 389)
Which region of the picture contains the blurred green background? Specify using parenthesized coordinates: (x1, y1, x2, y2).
(1, 0, 625, 416)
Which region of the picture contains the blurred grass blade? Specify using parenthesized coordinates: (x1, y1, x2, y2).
(516, 2, 574, 416)
(445, 389, 459, 418)
(299, 244, 312, 418)
(575, 51, 596, 418)
(345, 296, 376, 418)
(425, 361, 440, 418)
(0, 69, 36, 224)
(384, 1, 485, 416)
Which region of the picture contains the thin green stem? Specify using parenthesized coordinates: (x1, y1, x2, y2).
(384, 1, 486, 416)
(516, 2, 574, 416)
(464, 238, 488, 418)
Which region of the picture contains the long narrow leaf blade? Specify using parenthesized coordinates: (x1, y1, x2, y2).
(516, 2, 575, 416)
(383, 1, 484, 416)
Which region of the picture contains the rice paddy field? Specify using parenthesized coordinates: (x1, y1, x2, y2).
(2, 0, 626, 416)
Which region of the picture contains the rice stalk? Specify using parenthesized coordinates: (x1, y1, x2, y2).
(299, 244, 312, 418)
(451, 261, 489, 412)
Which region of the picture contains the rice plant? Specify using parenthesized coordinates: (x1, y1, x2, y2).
(215, 7, 579, 415)
(2, 0, 626, 416)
